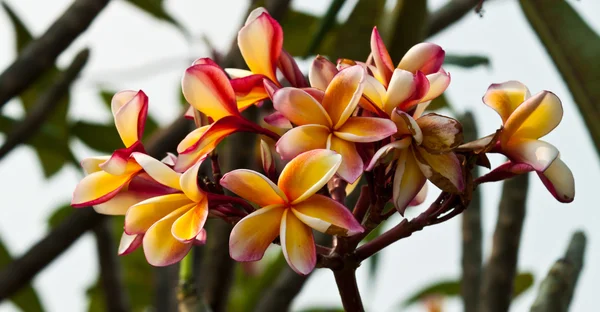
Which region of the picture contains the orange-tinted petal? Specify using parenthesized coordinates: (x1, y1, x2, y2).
(172, 198, 209, 242)
(238, 9, 282, 82)
(280, 209, 316, 275)
(502, 91, 563, 142)
(334, 117, 396, 143)
(370, 27, 394, 86)
(111, 90, 148, 148)
(483, 81, 531, 123)
(309, 55, 337, 90)
(275, 125, 330, 160)
(292, 194, 363, 236)
(125, 193, 191, 234)
(328, 136, 363, 183)
(322, 65, 366, 128)
(230, 74, 269, 111)
(182, 63, 239, 120)
(273, 88, 332, 127)
(393, 150, 427, 214)
(229, 204, 285, 261)
(278, 49, 308, 88)
(71, 165, 140, 207)
(220, 169, 287, 206)
(143, 207, 192, 266)
(278, 149, 342, 203)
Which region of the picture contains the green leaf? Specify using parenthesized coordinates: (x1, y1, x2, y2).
(0, 236, 45, 312)
(125, 0, 186, 33)
(70, 121, 122, 154)
(281, 10, 337, 57)
(512, 272, 534, 300)
(47, 203, 74, 228)
(520, 0, 600, 155)
(304, 0, 347, 57)
(2, 2, 73, 177)
(444, 54, 490, 68)
(386, 0, 428, 62)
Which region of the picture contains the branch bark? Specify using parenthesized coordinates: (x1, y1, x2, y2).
(459, 112, 482, 312)
(530, 231, 586, 312)
(427, 0, 480, 37)
(93, 218, 129, 312)
(480, 173, 529, 312)
(0, 0, 109, 107)
(0, 49, 89, 160)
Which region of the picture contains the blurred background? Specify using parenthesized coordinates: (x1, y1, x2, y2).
(0, 0, 598, 311)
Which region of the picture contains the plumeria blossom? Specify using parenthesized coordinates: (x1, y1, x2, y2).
(221, 149, 363, 275)
(274, 65, 397, 183)
(72, 90, 149, 208)
(226, 7, 308, 111)
(367, 109, 465, 213)
(474, 81, 574, 203)
(178, 58, 279, 172)
(125, 153, 210, 266)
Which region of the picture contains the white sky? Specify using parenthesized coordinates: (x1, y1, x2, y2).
(0, 0, 599, 311)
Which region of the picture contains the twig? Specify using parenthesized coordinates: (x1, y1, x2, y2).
(480, 173, 529, 312)
(0, 49, 89, 160)
(93, 218, 129, 312)
(427, 0, 481, 37)
(352, 186, 371, 223)
(0, 0, 109, 107)
(333, 265, 364, 312)
(530, 231, 586, 312)
(459, 112, 483, 312)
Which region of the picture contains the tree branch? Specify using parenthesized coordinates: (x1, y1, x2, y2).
(0, 49, 89, 160)
(93, 218, 129, 312)
(530, 231, 586, 312)
(0, 0, 110, 107)
(426, 0, 481, 37)
(480, 173, 529, 312)
(459, 112, 482, 312)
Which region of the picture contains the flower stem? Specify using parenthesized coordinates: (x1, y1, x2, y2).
(333, 265, 365, 312)
(177, 252, 197, 310)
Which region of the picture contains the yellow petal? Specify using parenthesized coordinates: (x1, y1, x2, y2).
(322, 65, 366, 128)
(143, 206, 193, 266)
(182, 64, 239, 121)
(125, 193, 192, 234)
(273, 88, 332, 127)
(220, 169, 288, 206)
(393, 150, 427, 213)
(172, 198, 209, 242)
(132, 153, 182, 191)
(280, 209, 316, 275)
(334, 117, 397, 143)
(483, 81, 531, 123)
(275, 125, 330, 160)
(292, 194, 363, 236)
(503, 91, 563, 142)
(72, 165, 140, 207)
(278, 149, 342, 204)
(179, 160, 206, 202)
(81, 156, 110, 175)
(111, 90, 148, 147)
(93, 191, 151, 216)
(238, 9, 282, 82)
(229, 204, 285, 261)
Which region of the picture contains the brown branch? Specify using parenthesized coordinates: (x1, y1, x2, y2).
(530, 231, 586, 312)
(155, 265, 179, 312)
(0, 49, 89, 160)
(459, 112, 482, 312)
(333, 265, 364, 312)
(93, 218, 129, 312)
(480, 173, 529, 312)
(426, 0, 481, 37)
(0, 0, 110, 107)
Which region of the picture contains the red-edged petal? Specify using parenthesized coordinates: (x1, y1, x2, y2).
(309, 55, 338, 90)
(385, 70, 429, 113)
(538, 157, 574, 203)
(229, 204, 285, 261)
(397, 43, 445, 75)
(264, 111, 292, 129)
(421, 69, 450, 102)
(503, 139, 559, 172)
(370, 27, 394, 86)
(93, 190, 152, 216)
(238, 9, 283, 82)
(280, 209, 316, 275)
(328, 136, 363, 183)
(230, 74, 269, 111)
(118, 232, 143, 256)
(183, 63, 239, 120)
(72, 162, 141, 208)
(292, 194, 363, 236)
(111, 90, 148, 148)
(278, 49, 308, 88)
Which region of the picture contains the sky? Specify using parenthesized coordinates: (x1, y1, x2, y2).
(0, 0, 599, 311)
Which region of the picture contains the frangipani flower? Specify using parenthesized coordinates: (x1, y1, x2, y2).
(367, 109, 465, 213)
(221, 149, 363, 275)
(178, 58, 279, 172)
(476, 81, 574, 203)
(227, 7, 308, 110)
(274, 65, 397, 183)
(125, 153, 209, 266)
(72, 90, 149, 208)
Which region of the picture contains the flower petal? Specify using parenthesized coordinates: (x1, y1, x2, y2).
(229, 204, 285, 261)
(504, 139, 559, 172)
(125, 193, 191, 234)
(309, 55, 337, 90)
(132, 152, 182, 190)
(230, 74, 269, 111)
(413, 147, 465, 193)
(385, 70, 429, 114)
(273, 88, 332, 127)
(220, 169, 287, 206)
(172, 198, 209, 242)
(179, 160, 206, 202)
(416, 113, 463, 153)
(143, 207, 193, 266)
(292, 194, 363, 236)
(322, 65, 366, 128)
(328, 136, 363, 183)
(397, 43, 445, 75)
(81, 156, 110, 175)
(118, 232, 143, 256)
(334, 117, 397, 143)
(111, 90, 148, 148)
(71, 166, 140, 207)
(392, 110, 423, 144)
(393, 150, 427, 214)
(362, 74, 387, 113)
(503, 91, 563, 142)
(183, 63, 239, 120)
(238, 10, 282, 82)
(278, 149, 342, 203)
(370, 27, 394, 86)
(483, 80, 531, 123)
(366, 137, 412, 170)
(421, 69, 450, 102)
(280, 209, 316, 275)
(99, 142, 145, 176)
(409, 183, 428, 207)
(275, 125, 330, 160)
(278, 49, 308, 88)
(264, 111, 292, 129)
(93, 191, 151, 216)
(538, 157, 574, 203)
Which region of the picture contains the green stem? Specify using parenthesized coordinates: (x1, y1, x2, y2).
(179, 252, 194, 286)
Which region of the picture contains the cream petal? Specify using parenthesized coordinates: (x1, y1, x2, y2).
(334, 117, 397, 143)
(538, 157, 574, 203)
(280, 209, 316, 275)
(292, 194, 363, 236)
(392, 150, 427, 214)
(397, 43, 445, 75)
(132, 153, 182, 190)
(309, 55, 337, 90)
(504, 139, 559, 172)
(229, 204, 285, 261)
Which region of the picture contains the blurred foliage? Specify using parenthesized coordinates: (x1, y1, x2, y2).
(125, 0, 186, 34)
(280, 10, 338, 57)
(386, 0, 428, 62)
(444, 54, 490, 68)
(297, 308, 344, 312)
(520, 0, 600, 156)
(0, 236, 44, 311)
(401, 272, 534, 308)
(2, 2, 74, 177)
(332, 0, 386, 61)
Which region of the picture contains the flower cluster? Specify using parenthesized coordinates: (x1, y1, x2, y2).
(72, 7, 574, 273)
